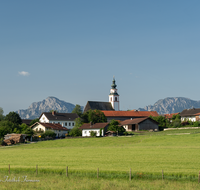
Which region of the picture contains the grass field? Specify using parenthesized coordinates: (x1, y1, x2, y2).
(1, 129, 200, 189)
(1, 173, 200, 190)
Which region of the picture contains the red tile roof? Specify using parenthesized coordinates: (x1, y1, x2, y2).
(79, 123, 109, 129)
(164, 113, 179, 119)
(101, 110, 159, 117)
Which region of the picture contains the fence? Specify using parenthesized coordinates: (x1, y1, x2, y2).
(1, 165, 200, 182)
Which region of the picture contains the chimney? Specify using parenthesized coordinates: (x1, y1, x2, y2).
(52, 111, 56, 116)
(90, 121, 93, 128)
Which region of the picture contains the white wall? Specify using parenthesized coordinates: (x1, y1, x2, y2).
(39, 114, 75, 130)
(181, 116, 196, 122)
(82, 129, 101, 137)
(39, 114, 49, 123)
(32, 123, 68, 138)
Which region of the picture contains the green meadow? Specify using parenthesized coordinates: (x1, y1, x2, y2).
(1, 129, 200, 189)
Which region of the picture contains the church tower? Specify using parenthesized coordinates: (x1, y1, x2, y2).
(109, 77, 119, 111)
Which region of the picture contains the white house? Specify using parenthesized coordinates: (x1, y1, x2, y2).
(39, 111, 79, 130)
(79, 122, 109, 137)
(31, 122, 68, 138)
(180, 108, 200, 122)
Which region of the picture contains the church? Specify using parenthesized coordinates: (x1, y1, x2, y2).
(83, 77, 120, 113)
(83, 77, 158, 121)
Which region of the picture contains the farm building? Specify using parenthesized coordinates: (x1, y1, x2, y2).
(79, 122, 109, 137)
(39, 111, 79, 130)
(180, 108, 200, 122)
(120, 117, 159, 131)
(31, 122, 68, 138)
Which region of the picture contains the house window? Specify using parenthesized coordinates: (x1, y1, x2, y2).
(85, 131, 86, 134)
(69, 123, 71, 126)
(59, 130, 60, 132)
(110, 97, 112, 101)
(58, 122, 60, 124)
(115, 97, 117, 101)
(72, 123, 74, 126)
(65, 123, 67, 126)
(36, 128, 38, 131)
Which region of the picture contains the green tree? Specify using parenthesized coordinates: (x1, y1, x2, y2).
(69, 127, 82, 136)
(0, 121, 19, 138)
(83, 110, 107, 123)
(19, 123, 29, 133)
(74, 117, 83, 128)
(107, 119, 125, 134)
(72, 104, 83, 117)
(30, 118, 39, 126)
(22, 127, 35, 137)
(0, 107, 4, 121)
(5, 112, 22, 125)
(150, 115, 169, 128)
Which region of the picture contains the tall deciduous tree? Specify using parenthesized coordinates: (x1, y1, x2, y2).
(5, 112, 22, 125)
(72, 104, 83, 117)
(0, 107, 4, 121)
(83, 110, 107, 123)
(107, 119, 125, 133)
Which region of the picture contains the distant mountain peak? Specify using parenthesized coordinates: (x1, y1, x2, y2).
(17, 97, 77, 119)
(138, 97, 200, 115)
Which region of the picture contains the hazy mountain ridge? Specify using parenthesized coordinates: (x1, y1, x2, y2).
(17, 97, 76, 119)
(17, 96, 200, 119)
(138, 97, 200, 115)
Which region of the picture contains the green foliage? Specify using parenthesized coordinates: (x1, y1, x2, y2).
(5, 112, 22, 125)
(41, 130, 56, 138)
(69, 126, 82, 136)
(90, 131, 97, 137)
(29, 118, 39, 126)
(100, 128, 104, 137)
(83, 110, 107, 123)
(0, 120, 20, 138)
(0, 107, 4, 121)
(124, 131, 128, 136)
(72, 104, 83, 117)
(173, 119, 181, 128)
(150, 115, 169, 128)
(176, 114, 181, 120)
(19, 123, 29, 132)
(74, 117, 83, 128)
(22, 127, 35, 137)
(193, 121, 200, 127)
(108, 119, 125, 133)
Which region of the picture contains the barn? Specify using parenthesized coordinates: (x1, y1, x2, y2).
(120, 117, 159, 132)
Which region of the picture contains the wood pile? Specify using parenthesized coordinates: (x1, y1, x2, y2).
(3, 134, 26, 145)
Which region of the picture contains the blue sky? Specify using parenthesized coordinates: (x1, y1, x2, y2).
(1, 0, 200, 115)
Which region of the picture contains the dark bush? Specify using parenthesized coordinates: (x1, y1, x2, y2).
(181, 121, 189, 126)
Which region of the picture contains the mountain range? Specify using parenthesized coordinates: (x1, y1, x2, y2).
(17, 97, 76, 119)
(17, 96, 200, 119)
(138, 97, 200, 115)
